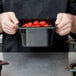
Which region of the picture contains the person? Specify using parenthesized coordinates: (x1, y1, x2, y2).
(0, 0, 76, 52)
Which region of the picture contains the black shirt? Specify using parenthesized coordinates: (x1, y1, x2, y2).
(1, 0, 76, 52)
(0, 0, 3, 13)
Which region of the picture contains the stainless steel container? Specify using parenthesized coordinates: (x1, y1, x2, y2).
(18, 19, 55, 47)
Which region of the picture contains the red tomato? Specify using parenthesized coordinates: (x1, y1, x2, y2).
(24, 23, 29, 27)
(22, 24, 26, 27)
(44, 24, 49, 27)
(39, 21, 47, 27)
(33, 21, 39, 25)
(36, 25, 40, 27)
(22, 20, 50, 27)
(32, 24, 36, 27)
(22, 23, 28, 27)
(28, 22, 33, 27)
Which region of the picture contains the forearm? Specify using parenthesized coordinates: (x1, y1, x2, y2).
(71, 15, 76, 33)
(0, 14, 3, 34)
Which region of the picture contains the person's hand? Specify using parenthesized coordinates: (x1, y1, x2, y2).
(55, 13, 73, 36)
(0, 12, 19, 34)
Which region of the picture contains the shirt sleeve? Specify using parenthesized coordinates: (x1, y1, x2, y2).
(68, 0, 76, 15)
(70, 33, 76, 39)
(0, 0, 3, 13)
(68, 0, 76, 38)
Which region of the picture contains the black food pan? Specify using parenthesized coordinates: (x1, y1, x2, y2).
(18, 18, 55, 47)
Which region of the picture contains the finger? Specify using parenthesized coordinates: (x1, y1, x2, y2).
(3, 19, 18, 29)
(2, 13, 18, 29)
(56, 23, 71, 32)
(5, 30, 16, 34)
(8, 12, 19, 24)
(56, 27, 71, 36)
(57, 20, 72, 30)
(3, 26, 17, 34)
(55, 13, 63, 25)
(2, 24, 15, 31)
(2, 22, 17, 34)
(56, 14, 72, 29)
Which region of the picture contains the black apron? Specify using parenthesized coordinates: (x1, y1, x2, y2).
(2, 0, 73, 52)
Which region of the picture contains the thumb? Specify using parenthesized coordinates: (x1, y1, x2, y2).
(55, 13, 63, 25)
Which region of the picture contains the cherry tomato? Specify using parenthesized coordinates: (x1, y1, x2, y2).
(36, 24, 40, 27)
(24, 23, 29, 27)
(22, 20, 50, 27)
(32, 24, 36, 27)
(28, 22, 33, 27)
(44, 24, 49, 27)
(22, 23, 28, 27)
(33, 21, 39, 25)
(22, 24, 26, 27)
(39, 21, 47, 27)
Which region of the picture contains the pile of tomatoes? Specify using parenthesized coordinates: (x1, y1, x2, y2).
(22, 20, 51, 27)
